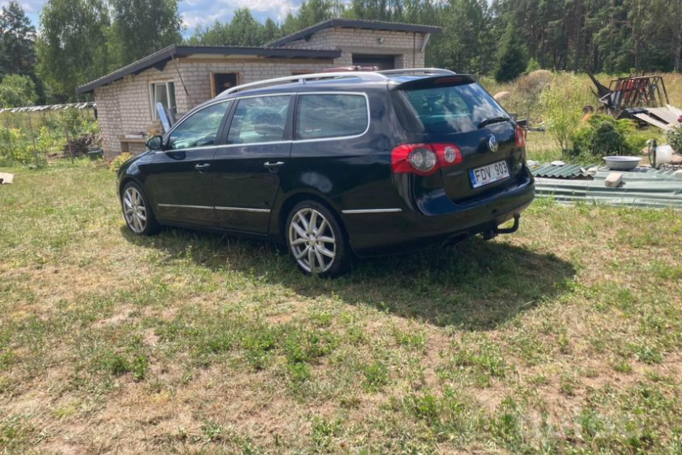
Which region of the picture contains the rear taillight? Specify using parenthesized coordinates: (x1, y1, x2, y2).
(515, 126, 526, 148)
(391, 143, 463, 176)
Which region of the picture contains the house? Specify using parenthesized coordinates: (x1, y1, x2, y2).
(75, 19, 441, 157)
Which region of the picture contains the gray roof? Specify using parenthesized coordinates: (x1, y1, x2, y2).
(76, 45, 342, 94)
(266, 19, 442, 48)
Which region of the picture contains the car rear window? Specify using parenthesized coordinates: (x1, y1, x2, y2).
(393, 82, 508, 134)
(296, 94, 368, 140)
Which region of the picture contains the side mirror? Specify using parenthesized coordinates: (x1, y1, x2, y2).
(146, 135, 164, 151)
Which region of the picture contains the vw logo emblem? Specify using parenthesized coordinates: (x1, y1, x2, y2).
(488, 135, 499, 153)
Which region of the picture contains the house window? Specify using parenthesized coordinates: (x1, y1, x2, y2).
(150, 81, 177, 120)
(210, 73, 238, 98)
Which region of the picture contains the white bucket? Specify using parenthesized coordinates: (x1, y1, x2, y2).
(655, 145, 674, 165)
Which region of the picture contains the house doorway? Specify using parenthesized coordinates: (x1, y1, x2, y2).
(352, 54, 396, 70)
(210, 73, 239, 97)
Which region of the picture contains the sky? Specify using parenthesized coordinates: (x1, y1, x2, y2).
(8, 0, 303, 35)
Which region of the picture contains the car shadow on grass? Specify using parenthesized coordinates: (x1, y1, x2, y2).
(122, 226, 576, 330)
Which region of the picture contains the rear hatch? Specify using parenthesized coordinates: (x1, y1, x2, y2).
(391, 76, 525, 204)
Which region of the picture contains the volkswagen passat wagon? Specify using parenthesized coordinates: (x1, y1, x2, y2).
(117, 69, 534, 277)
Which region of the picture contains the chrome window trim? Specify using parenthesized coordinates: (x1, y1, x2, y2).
(215, 206, 271, 213)
(342, 208, 403, 214)
(294, 92, 371, 143)
(159, 91, 371, 152)
(154, 144, 225, 153)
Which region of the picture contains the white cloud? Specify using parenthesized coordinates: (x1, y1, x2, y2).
(13, 0, 305, 33)
(181, 0, 301, 30)
(1, 0, 44, 14)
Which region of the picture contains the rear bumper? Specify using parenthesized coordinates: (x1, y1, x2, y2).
(344, 174, 535, 257)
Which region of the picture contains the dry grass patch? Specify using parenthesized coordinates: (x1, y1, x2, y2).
(1, 162, 681, 454)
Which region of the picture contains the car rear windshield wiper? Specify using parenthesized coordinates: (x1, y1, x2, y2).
(478, 116, 511, 129)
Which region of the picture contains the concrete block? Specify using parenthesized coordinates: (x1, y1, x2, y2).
(605, 173, 623, 188)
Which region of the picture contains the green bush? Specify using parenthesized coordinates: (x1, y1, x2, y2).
(667, 126, 682, 153)
(61, 110, 100, 138)
(37, 127, 67, 155)
(0, 128, 45, 166)
(570, 114, 639, 160)
(109, 153, 133, 173)
(539, 75, 590, 153)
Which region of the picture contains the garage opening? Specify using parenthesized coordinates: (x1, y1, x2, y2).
(210, 73, 239, 97)
(352, 54, 396, 70)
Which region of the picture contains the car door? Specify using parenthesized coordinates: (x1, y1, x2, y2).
(212, 94, 293, 234)
(146, 100, 232, 227)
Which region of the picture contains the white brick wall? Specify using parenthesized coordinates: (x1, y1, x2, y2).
(281, 28, 426, 68)
(95, 28, 428, 156)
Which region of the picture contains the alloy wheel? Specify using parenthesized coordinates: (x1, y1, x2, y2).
(123, 186, 147, 234)
(288, 208, 336, 273)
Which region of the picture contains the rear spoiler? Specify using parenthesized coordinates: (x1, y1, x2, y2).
(389, 74, 477, 91)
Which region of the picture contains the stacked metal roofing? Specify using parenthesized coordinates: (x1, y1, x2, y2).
(0, 102, 96, 114)
(533, 165, 682, 209)
(530, 163, 596, 179)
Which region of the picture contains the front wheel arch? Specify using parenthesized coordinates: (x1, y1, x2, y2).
(118, 176, 143, 198)
(120, 180, 160, 236)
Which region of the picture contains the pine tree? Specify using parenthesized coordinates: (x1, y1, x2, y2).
(494, 23, 529, 82)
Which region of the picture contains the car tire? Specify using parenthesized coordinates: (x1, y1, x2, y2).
(121, 181, 159, 236)
(286, 201, 351, 278)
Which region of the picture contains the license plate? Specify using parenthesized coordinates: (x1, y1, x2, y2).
(470, 161, 510, 189)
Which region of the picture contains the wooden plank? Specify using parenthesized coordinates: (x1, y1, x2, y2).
(634, 113, 673, 131)
(647, 107, 679, 125)
(209, 74, 217, 98)
(667, 104, 682, 117)
(0, 172, 14, 184)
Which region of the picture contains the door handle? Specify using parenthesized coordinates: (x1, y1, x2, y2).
(195, 163, 211, 173)
(264, 161, 285, 173)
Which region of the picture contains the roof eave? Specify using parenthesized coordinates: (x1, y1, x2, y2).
(76, 45, 177, 95)
(266, 19, 442, 48)
(76, 46, 342, 95)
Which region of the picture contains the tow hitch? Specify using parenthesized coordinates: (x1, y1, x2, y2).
(482, 214, 521, 240)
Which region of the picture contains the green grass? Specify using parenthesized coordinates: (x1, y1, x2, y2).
(526, 130, 564, 163)
(1, 161, 682, 454)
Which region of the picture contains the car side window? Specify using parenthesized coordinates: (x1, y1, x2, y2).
(296, 94, 368, 140)
(228, 96, 291, 145)
(167, 101, 231, 150)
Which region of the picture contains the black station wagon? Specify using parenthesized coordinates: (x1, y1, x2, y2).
(117, 68, 535, 276)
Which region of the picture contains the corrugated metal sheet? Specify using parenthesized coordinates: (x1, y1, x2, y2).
(530, 163, 596, 179)
(534, 167, 682, 208)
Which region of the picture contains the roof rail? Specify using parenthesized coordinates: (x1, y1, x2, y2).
(219, 71, 389, 97)
(378, 68, 457, 76)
